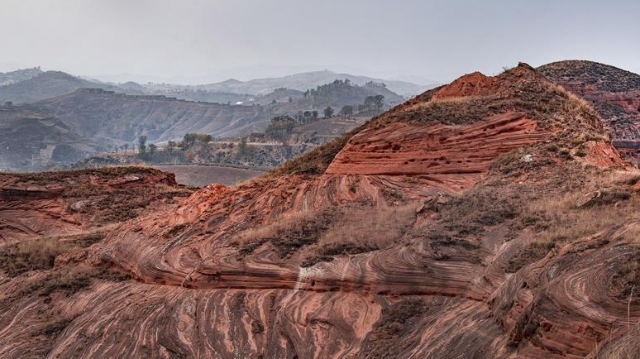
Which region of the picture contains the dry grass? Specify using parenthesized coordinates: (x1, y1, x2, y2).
(591, 322, 640, 359)
(318, 203, 415, 249)
(301, 204, 416, 267)
(233, 203, 416, 265)
(527, 191, 636, 242)
(507, 172, 640, 273)
(0, 238, 78, 277)
(233, 209, 337, 257)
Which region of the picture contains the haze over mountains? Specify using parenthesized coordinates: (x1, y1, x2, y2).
(2, 61, 640, 173)
(155, 70, 433, 97)
(0, 67, 430, 104)
(0, 67, 421, 170)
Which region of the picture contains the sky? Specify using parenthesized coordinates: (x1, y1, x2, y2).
(1, 0, 639, 84)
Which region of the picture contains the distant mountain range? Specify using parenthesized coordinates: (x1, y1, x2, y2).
(0, 67, 43, 86)
(148, 70, 436, 97)
(0, 68, 433, 106)
(0, 73, 410, 170)
(0, 69, 138, 104)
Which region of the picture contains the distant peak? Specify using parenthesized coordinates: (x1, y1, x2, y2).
(220, 78, 243, 85)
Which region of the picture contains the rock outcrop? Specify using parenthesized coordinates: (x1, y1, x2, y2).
(0, 167, 189, 245)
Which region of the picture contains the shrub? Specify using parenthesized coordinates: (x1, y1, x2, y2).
(0, 238, 77, 277)
(506, 242, 556, 273)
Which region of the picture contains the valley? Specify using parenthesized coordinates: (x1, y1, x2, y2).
(0, 69, 412, 172)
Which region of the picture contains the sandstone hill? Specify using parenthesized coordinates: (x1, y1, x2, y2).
(538, 60, 640, 163)
(1, 63, 639, 358)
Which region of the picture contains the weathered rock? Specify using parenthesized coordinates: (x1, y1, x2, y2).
(1, 65, 638, 359)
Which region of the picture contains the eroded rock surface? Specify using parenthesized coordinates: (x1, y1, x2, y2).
(1, 64, 638, 359)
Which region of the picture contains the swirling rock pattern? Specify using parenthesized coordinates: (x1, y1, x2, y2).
(0, 167, 188, 245)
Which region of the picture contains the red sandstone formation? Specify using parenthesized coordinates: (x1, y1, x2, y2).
(431, 71, 499, 100)
(327, 112, 547, 188)
(1, 64, 638, 359)
(0, 167, 187, 245)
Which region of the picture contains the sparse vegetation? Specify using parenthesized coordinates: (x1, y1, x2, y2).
(300, 204, 415, 266)
(0, 237, 77, 277)
(35, 317, 76, 337)
(611, 248, 640, 300)
(360, 298, 428, 358)
(504, 171, 640, 273)
(233, 209, 338, 257)
(267, 123, 366, 175)
(506, 242, 556, 273)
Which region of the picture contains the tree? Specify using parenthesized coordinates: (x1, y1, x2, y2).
(167, 141, 176, 155)
(123, 143, 129, 153)
(340, 105, 353, 119)
(237, 137, 248, 158)
(138, 135, 147, 154)
(373, 95, 385, 112)
(364, 95, 385, 113)
(303, 111, 312, 124)
(266, 116, 296, 140)
(148, 143, 157, 158)
(323, 106, 334, 119)
(311, 111, 319, 120)
(182, 133, 212, 148)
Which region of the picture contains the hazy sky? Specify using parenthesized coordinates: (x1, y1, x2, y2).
(1, 0, 639, 84)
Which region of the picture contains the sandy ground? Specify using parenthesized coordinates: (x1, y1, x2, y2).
(152, 164, 263, 187)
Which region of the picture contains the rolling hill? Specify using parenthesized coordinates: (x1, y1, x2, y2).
(0, 112, 99, 170)
(25, 88, 269, 142)
(0, 70, 135, 104)
(0, 67, 43, 87)
(147, 69, 435, 98)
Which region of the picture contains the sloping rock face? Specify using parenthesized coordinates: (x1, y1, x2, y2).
(0, 167, 189, 245)
(1, 64, 639, 359)
(538, 60, 640, 163)
(326, 112, 546, 186)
